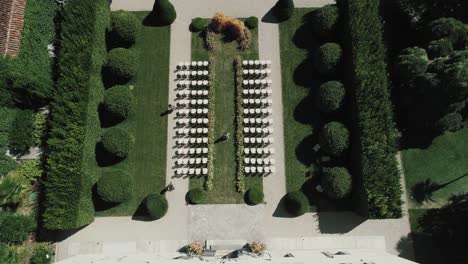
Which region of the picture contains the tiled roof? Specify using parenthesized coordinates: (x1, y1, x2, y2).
(0, 0, 26, 57)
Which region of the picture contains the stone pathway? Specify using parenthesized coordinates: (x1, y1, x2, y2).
(56, 0, 414, 262)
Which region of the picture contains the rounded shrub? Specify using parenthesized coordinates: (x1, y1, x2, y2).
(146, 193, 168, 220)
(110, 11, 140, 48)
(151, 0, 177, 26)
(105, 48, 137, 84)
(187, 188, 207, 204)
(101, 127, 132, 158)
(427, 38, 453, 59)
(319, 121, 350, 157)
(244, 16, 258, 29)
(321, 167, 352, 199)
(103, 85, 133, 121)
(96, 170, 133, 203)
(316, 80, 345, 112)
(273, 0, 295, 21)
(190, 17, 207, 32)
(428, 17, 466, 48)
(284, 191, 309, 216)
(436, 112, 463, 133)
(245, 188, 264, 205)
(310, 4, 339, 39)
(394, 47, 428, 80)
(314, 43, 342, 75)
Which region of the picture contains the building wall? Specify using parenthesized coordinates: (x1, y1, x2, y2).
(0, 0, 26, 57)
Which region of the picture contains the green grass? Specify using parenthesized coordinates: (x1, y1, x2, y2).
(279, 9, 319, 192)
(189, 21, 262, 204)
(402, 125, 468, 209)
(95, 12, 170, 216)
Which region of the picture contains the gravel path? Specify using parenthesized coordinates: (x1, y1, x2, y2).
(55, 1, 413, 261)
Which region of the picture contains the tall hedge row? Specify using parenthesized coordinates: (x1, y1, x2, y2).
(44, 0, 110, 230)
(340, 0, 402, 218)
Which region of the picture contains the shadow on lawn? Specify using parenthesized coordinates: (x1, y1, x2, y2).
(411, 173, 468, 204)
(95, 142, 126, 167)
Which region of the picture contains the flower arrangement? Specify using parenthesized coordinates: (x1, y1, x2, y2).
(187, 242, 204, 256)
(234, 56, 246, 193)
(250, 241, 266, 254)
(208, 12, 251, 50)
(205, 55, 216, 191)
(205, 30, 217, 51)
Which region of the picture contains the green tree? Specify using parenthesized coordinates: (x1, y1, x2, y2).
(273, 0, 295, 21)
(151, 0, 177, 26)
(321, 167, 352, 199)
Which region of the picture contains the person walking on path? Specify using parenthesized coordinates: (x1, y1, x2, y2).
(166, 181, 175, 192)
(168, 104, 176, 113)
(221, 132, 230, 141)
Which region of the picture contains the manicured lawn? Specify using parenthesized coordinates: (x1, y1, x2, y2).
(402, 125, 468, 208)
(279, 9, 319, 192)
(189, 20, 262, 204)
(95, 12, 170, 215)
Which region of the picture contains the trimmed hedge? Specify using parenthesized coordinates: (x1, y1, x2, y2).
(428, 17, 466, 48)
(284, 191, 309, 216)
(245, 16, 259, 29)
(101, 127, 131, 158)
(151, 0, 177, 26)
(316, 80, 345, 112)
(190, 18, 207, 32)
(0, 213, 35, 244)
(311, 4, 339, 39)
(146, 193, 168, 220)
(109, 11, 140, 48)
(245, 188, 264, 205)
(341, 0, 402, 218)
(319, 122, 350, 157)
(96, 170, 133, 203)
(8, 109, 34, 154)
(104, 48, 137, 84)
(44, 0, 110, 230)
(322, 167, 352, 199)
(273, 0, 295, 21)
(187, 188, 207, 204)
(102, 85, 133, 121)
(314, 43, 342, 75)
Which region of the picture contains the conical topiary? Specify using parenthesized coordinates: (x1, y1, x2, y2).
(273, 0, 295, 21)
(151, 0, 177, 26)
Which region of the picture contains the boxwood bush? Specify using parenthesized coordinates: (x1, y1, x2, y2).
(187, 188, 207, 204)
(284, 191, 309, 216)
(151, 0, 177, 26)
(244, 16, 258, 29)
(8, 109, 34, 154)
(44, 0, 110, 230)
(316, 80, 345, 112)
(190, 18, 207, 32)
(146, 193, 168, 220)
(314, 43, 342, 75)
(101, 127, 131, 158)
(30, 244, 53, 264)
(245, 188, 264, 205)
(273, 0, 295, 21)
(322, 167, 352, 199)
(341, 0, 402, 218)
(311, 4, 339, 39)
(96, 170, 133, 203)
(102, 85, 133, 122)
(104, 48, 137, 84)
(0, 213, 35, 244)
(109, 11, 140, 48)
(319, 121, 350, 157)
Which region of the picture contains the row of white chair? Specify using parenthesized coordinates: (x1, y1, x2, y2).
(177, 61, 209, 70)
(243, 99, 273, 106)
(243, 108, 272, 116)
(176, 118, 209, 125)
(244, 137, 274, 144)
(176, 128, 209, 135)
(245, 158, 276, 165)
(176, 109, 209, 116)
(176, 71, 209, 79)
(245, 166, 276, 174)
(244, 148, 275, 155)
(175, 148, 208, 155)
(176, 158, 208, 165)
(243, 89, 272, 97)
(177, 80, 210, 88)
(176, 137, 208, 145)
(242, 60, 271, 69)
(177, 99, 209, 106)
(176, 90, 209, 98)
(242, 79, 272, 87)
(175, 167, 208, 176)
(242, 69, 271, 78)
(243, 127, 274, 135)
(244, 118, 273, 125)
